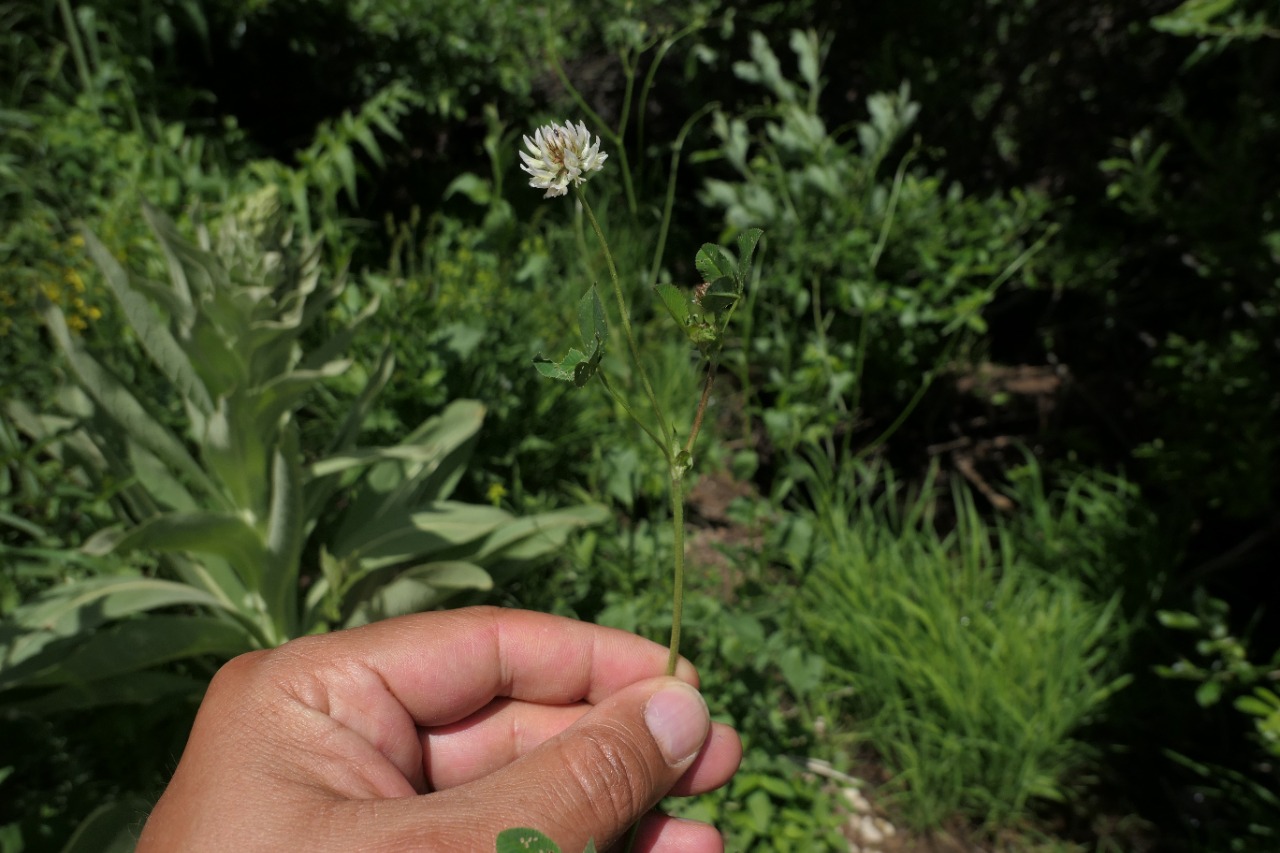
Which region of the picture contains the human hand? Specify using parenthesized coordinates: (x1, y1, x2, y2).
(136, 606, 741, 852)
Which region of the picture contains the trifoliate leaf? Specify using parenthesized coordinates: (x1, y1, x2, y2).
(533, 350, 581, 381)
(700, 276, 740, 316)
(695, 243, 736, 285)
(536, 287, 607, 387)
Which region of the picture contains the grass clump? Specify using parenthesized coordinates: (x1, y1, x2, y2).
(798, 458, 1131, 832)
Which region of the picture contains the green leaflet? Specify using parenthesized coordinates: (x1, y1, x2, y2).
(494, 829, 597, 853)
(495, 829, 562, 853)
(657, 228, 763, 354)
(534, 286, 607, 387)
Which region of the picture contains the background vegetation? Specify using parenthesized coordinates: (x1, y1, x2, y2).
(2, 0, 1278, 850)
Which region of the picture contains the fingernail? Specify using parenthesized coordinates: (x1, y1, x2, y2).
(644, 682, 709, 765)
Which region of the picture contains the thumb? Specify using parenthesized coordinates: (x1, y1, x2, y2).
(456, 677, 712, 852)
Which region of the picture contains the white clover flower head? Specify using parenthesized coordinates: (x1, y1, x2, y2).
(519, 120, 608, 198)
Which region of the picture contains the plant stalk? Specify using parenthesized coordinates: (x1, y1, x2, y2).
(686, 359, 717, 455)
(666, 470, 686, 677)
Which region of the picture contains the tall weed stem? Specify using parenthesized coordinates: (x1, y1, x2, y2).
(666, 472, 686, 676)
(574, 187, 716, 676)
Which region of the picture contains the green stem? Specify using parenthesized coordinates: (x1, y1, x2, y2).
(635, 21, 702, 188)
(648, 101, 719, 289)
(666, 470, 686, 676)
(686, 359, 717, 456)
(56, 0, 95, 103)
(599, 372, 667, 457)
(548, 50, 638, 216)
(616, 47, 636, 148)
(574, 188, 672, 452)
(869, 149, 913, 273)
(665, 357, 719, 676)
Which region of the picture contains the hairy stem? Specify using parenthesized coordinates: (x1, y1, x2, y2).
(686, 359, 718, 456)
(648, 101, 719, 289)
(666, 470, 686, 676)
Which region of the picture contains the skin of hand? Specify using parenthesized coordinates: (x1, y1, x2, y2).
(135, 606, 742, 852)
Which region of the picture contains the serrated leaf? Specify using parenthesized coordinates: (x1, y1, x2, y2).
(530, 288, 609, 388)
(700, 276, 740, 316)
(534, 348, 590, 382)
(735, 227, 764, 282)
(572, 339, 604, 386)
(577, 286, 608, 349)
(695, 243, 735, 285)
(655, 282, 693, 326)
(533, 342, 601, 388)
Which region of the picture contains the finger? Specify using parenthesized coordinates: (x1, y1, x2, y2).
(425, 698, 742, 795)
(282, 606, 699, 726)
(624, 811, 726, 853)
(349, 677, 724, 852)
(424, 697, 588, 788)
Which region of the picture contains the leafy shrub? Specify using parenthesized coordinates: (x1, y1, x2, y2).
(1152, 0, 1280, 50)
(699, 30, 1056, 452)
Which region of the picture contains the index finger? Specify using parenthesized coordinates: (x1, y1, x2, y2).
(287, 606, 698, 726)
